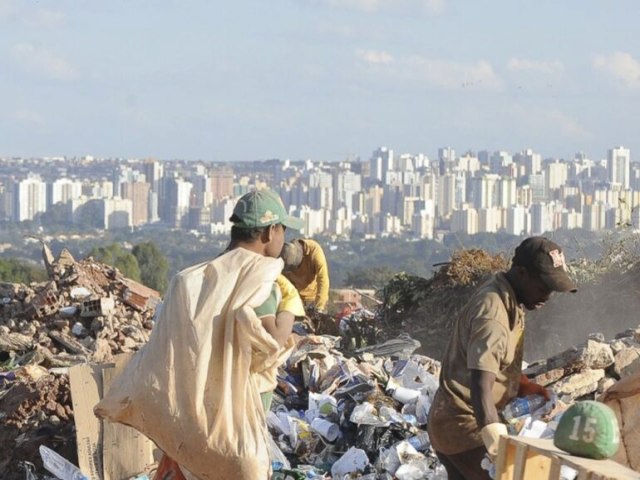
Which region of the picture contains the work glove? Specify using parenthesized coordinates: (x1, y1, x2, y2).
(518, 373, 550, 400)
(481, 422, 508, 459)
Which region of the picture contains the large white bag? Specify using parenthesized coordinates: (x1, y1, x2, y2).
(95, 248, 287, 480)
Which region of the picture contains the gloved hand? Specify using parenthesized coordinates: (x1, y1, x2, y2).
(518, 373, 550, 400)
(481, 422, 508, 459)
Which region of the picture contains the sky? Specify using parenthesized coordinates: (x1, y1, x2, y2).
(1, 0, 639, 163)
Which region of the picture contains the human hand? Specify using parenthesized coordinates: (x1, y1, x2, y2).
(518, 374, 550, 400)
(481, 422, 508, 459)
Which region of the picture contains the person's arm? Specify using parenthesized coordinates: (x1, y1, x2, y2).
(472, 369, 508, 458)
(260, 312, 294, 347)
(311, 243, 330, 311)
(470, 369, 500, 427)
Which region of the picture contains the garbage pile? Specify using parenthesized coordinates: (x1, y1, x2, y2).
(0, 245, 160, 479)
(268, 333, 446, 479)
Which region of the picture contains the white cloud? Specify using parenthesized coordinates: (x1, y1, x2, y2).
(403, 56, 502, 90)
(312, 0, 445, 14)
(508, 104, 590, 140)
(0, 2, 65, 27)
(593, 51, 640, 89)
(12, 109, 45, 126)
(0, 0, 17, 20)
(10, 43, 76, 81)
(356, 48, 394, 65)
(24, 8, 65, 28)
(507, 57, 564, 74)
(546, 109, 590, 139)
(355, 50, 502, 90)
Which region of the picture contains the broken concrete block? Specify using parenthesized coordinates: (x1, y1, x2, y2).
(613, 348, 640, 378)
(537, 339, 614, 375)
(597, 376, 616, 395)
(552, 368, 605, 402)
(533, 367, 565, 387)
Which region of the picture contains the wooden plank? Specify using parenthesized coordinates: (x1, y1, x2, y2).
(513, 442, 528, 480)
(101, 354, 155, 480)
(522, 448, 553, 480)
(496, 436, 510, 480)
(502, 436, 640, 480)
(69, 362, 113, 480)
(548, 457, 562, 480)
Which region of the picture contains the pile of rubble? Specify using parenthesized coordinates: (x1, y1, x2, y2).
(0, 245, 160, 479)
(525, 328, 640, 405)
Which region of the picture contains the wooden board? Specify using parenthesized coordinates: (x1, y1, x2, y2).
(69, 361, 112, 480)
(101, 355, 155, 480)
(70, 354, 156, 480)
(496, 436, 640, 480)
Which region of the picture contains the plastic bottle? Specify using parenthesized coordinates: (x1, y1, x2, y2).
(407, 431, 431, 451)
(502, 394, 547, 421)
(39, 445, 89, 480)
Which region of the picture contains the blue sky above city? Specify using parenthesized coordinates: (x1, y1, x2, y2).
(1, 0, 639, 163)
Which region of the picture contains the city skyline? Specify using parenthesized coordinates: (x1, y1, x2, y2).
(2, 144, 638, 240)
(1, 1, 639, 162)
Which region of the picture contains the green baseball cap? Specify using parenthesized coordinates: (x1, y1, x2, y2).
(553, 400, 620, 459)
(230, 189, 304, 230)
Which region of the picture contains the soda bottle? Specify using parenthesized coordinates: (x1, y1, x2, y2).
(502, 394, 547, 421)
(39, 445, 89, 480)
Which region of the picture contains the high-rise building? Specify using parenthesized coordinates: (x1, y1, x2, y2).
(545, 160, 568, 193)
(369, 147, 393, 182)
(516, 148, 542, 176)
(48, 178, 83, 208)
(121, 181, 151, 226)
(437, 174, 456, 218)
(451, 205, 478, 234)
(12, 176, 47, 222)
(607, 146, 630, 189)
(209, 167, 234, 200)
(471, 174, 499, 209)
(506, 205, 529, 235)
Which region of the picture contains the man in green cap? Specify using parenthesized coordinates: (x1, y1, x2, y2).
(96, 188, 305, 480)
(427, 236, 577, 480)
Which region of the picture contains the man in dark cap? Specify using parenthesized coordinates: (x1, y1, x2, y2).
(427, 236, 577, 480)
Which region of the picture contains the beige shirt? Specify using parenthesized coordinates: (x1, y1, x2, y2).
(428, 273, 525, 454)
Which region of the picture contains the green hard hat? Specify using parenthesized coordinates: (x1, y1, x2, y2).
(553, 400, 620, 459)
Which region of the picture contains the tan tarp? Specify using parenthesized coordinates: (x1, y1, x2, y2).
(95, 248, 289, 480)
(600, 370, 640, 471)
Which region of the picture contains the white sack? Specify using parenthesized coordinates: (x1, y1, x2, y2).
(95, 248, 289, 480)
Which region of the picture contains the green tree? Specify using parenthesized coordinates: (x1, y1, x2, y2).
(0, 257, 47, 283)
(132, 241, 169, 292)
(87, 244, 141, 281)
(345, 266, 397, 290)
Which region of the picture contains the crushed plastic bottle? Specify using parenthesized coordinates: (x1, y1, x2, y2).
(39, 445, 89, 480)
(502, 394, 547, 422)
(407, 431, 431, 451)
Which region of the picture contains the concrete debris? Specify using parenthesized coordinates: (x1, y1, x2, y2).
(0, 246, 160, 480)
(524, 332, 640, 404)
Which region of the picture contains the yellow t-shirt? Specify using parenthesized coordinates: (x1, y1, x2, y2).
(283, 239, 330, 311)
(427, 273, 525, 454)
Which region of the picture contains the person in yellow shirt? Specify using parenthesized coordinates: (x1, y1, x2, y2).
(281, 238, 330, 313)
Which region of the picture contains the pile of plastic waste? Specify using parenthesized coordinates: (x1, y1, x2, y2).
(266, 334, 447, 479)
